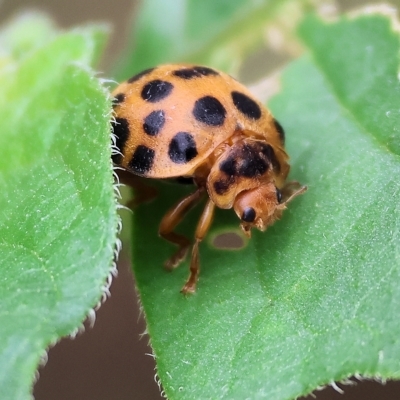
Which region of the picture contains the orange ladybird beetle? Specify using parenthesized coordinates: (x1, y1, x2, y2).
(111, 64, 306, 294)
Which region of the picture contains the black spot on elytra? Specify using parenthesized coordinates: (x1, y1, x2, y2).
(168, 132, 198, 164)
(194, 66, 218, 76)
(127, 67, 155, 83)
(143, 110, 165, 136)
(193, 96, 226, 126)
(111, 117, 130, 164)
(112, 93, 125, 106)
(141, 80, 173, 103)
(173, 66, 218, 79)
(242, 207, 256, 222)
(273, 118, 285, 143)
(128, 145, 155, 175)
(231, 91, 261, 120)
(173, 69, 197, 79)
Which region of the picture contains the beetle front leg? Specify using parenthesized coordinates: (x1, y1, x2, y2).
(181, 199, 216, 294)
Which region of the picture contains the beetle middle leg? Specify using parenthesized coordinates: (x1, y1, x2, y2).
(159, 187, 205, 270)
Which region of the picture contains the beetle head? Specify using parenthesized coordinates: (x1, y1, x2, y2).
(233, 181, 306, 237)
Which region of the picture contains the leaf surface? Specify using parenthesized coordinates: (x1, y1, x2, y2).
(132, 13, 400, 400)
(0, 14, 117, 399)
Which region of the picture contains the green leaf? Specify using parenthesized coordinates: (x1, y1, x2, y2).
(0, 13, 56, 62)
(0, 14, 117, 400)
(132, 12, 400, 400)
(115, 0, 315, 79)
(298, 12, 400, 154)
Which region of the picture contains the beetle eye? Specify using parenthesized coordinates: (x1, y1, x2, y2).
(241, 207, 256, 222)
(276, 188, 282, 203)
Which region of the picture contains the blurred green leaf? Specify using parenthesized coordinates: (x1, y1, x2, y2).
(0, 14, 117, 400)
(115, 0, 315, 79)
(132, 12, 400, 400)
(0, 13, 56, 62)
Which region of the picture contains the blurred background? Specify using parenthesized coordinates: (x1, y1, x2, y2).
(1, 0, 399, 399)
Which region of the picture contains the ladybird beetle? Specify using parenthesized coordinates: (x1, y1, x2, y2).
(112, 64, 306, 294)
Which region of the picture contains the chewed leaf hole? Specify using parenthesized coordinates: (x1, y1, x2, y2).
(210, 229, 248, 250)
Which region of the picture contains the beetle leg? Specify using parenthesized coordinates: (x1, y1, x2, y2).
(181, 199, 216, 294)
(159, 187, 205, 270)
